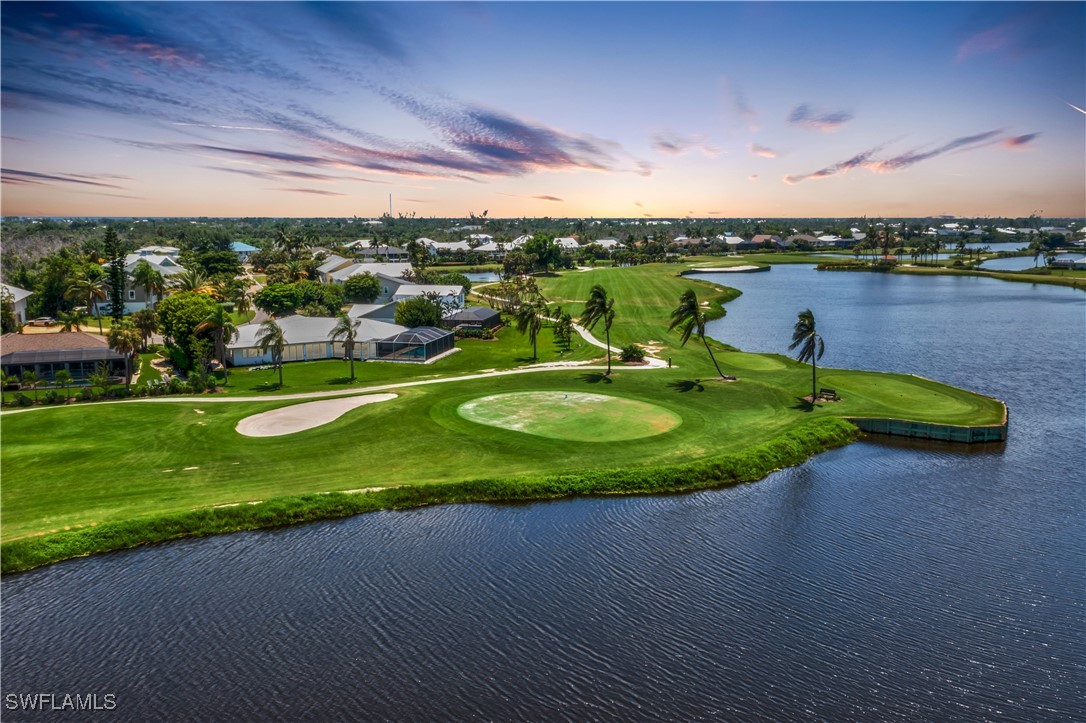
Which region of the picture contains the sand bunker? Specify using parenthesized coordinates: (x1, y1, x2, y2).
(236, 393, 397, 437)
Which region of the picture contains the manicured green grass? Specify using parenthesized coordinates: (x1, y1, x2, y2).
(458, 391, 682, 441)
(137, 353, 162, 384)
(0, 261, 1007, 570)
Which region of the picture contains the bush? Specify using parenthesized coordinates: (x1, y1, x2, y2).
(620, 344, 645, 362)
(189, 376, 207, 393)
(14, 392, 33, 407)
(455, 327, 494, 340)
(43, 389, 62, 404)
(80, 387, 95, 401)
(167, 377, 187, 394)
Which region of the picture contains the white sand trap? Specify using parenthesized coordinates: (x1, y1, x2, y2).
(236, 393, 397, 437)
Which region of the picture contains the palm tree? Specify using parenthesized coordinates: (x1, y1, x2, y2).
(65, 273, 108, 334)
(581, 284, 616, 375)
(668, 289, 726, 379)
(108, 319, 142, 390)
(54, 369, 73, 402)
(329, 313, 361, 380)
(57, 308, 86, 332)
(789, 308, 826, 401)
(130, 308, 158, 351)
(88, 362, 112, 398)
(229, 284, 253, 321)
(195, 304, 238, 382)
(131, 259, 166, 309)
(20, 369, 42, 403)
(170, 268, 214, 294)
(515, 299, 546, 360)
(256, 319, 287, 387)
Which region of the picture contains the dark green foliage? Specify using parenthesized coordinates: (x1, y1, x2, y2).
(395, 295, 442, 327)
(0, 418, 859, 574)
(156, 292, 217, 370)
(254, 283, 299, 316)
(620, 344, 645, 362)
(343, 272, 381, 303)
(196, 250, 242, 277)
(103, 227, 127, 321)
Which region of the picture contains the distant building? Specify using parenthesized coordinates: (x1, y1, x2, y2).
(104, 253, 186, 313)
(231, 241, 259, 263)
(1, 283, 33, 325)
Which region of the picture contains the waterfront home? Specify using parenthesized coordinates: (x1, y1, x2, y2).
(1, 331, 127, 381)
(1049, 255, 1084, 269)
(1, 283, 33, 325)
(473, 241, 506, 259)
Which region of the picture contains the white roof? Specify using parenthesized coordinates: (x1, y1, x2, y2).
(511, 234, 532, 246)
(117, 255, 186, 275)
(328, 262, 412, 283)
(134, 245, 179, 256)
(726, 237, 746, 245)
(428, 241, 473, 253)
(1, 283, 33, 303)
(347, 302, 398, 319)
(392, 284, 465, 298)
(474, 242, 504, 253)
(467, 233, 493, 242)
(343, 240, 373, 249)
(317, 254, 350, 275)
(232, 315, 406, 348)
(554, 237, 580, 249)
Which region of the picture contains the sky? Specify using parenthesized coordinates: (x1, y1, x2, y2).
(2, 1, 1084, 219)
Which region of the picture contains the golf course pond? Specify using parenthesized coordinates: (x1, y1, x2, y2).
(2, 264, 1083, 720)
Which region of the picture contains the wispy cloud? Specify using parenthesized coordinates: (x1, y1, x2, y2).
(720, 76, 759, 132)
(1, 168, 127, 189)
(1064, 101, 1086, 116)
(749, 143, 777, 158)
(1001, 133, 1039, 149)
(748, 174, 759, 182)
(788, 104, 853, 131)
(867, 130, 1003, 173)
(532, 195, 563, 202)
(783, 145, 886, 185)
(651, 130, 718, 157)
(274, 187, 347, 197)
(784, 129, 1012, 183)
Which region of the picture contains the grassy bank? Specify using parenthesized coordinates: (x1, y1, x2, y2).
(1, 417, 857, 574)
(1, 262, 1007, 572)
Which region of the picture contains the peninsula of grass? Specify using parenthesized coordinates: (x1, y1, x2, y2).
(1, 262, 1006, 573)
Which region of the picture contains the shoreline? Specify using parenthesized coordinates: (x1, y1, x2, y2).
(1, 417, 859, 574)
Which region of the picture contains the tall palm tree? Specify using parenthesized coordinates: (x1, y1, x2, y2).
(668, 289, 726, 379)
(131, 259, 166, 309)
(256, 319, 287, 387)
(515, 299, 546, 360)
(329, 313, 361, 380)
(65, 273, 108, 334)
(581, 284, 616, 375)
(789, 308, 826, 401)
(108, 319, 142, 390)
(195, 304, 239, 382)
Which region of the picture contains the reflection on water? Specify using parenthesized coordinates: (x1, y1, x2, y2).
(2, 265, 1083, 721)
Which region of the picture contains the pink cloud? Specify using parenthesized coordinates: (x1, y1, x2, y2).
(1001, 133, 1039, 149)
(749, 143, 777, 158)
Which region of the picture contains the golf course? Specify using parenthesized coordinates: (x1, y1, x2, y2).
(0, 263, 1007, 573)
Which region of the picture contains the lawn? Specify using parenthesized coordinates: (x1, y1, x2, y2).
(0, 262, 1007, 568)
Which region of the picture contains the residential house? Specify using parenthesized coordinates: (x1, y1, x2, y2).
(227, 315, 455, 365)
(1, 331, 127, 381)
(444, 306, 502, 330)
(751, 234, 783, 248)
(231, 241, 259, 263)
(325, 262, 413, 301)
(553, 237, 580, 250)
(132, 245, 180, 258)
(358, 244, 409, 262)
(104, 253, 186, 313)
(1, 283, 33, 325)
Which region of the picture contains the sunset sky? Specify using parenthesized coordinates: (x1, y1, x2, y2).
(2, 1, 1084, 219)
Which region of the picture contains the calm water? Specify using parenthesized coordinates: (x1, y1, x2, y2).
(3, 266, 1084, 721)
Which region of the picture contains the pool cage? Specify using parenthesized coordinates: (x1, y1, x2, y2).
(376, 327, 455, 361)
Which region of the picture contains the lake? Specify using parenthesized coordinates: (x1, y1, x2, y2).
(2, 266, 1083, 721)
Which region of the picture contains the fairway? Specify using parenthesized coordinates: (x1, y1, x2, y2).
(458, 391, 682, 441)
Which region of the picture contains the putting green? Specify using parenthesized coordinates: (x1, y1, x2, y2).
(457, 391, 682, 441)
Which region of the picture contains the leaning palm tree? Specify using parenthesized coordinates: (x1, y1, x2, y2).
(256, 319, 287, 387)
(668, 289, 726, 379)
(108, 319, 142, 390)
(514, 299, 546, 361)
(581, 284, 616, 375)
(195, 304, 239, 382)
(789, 308, 826, 401)
(328, 313, 361, 380)
(65, 273, 108, 334)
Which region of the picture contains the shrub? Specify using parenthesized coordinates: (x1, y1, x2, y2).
(14, 392, 33, 407)
(189, 376, 207, 394)
(80, 387, 95, 401)
(43, 389, 62, 404)
(620, 344, 645, 362)
(455, 327, 494, 340)
(167, 377, 187, 394)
